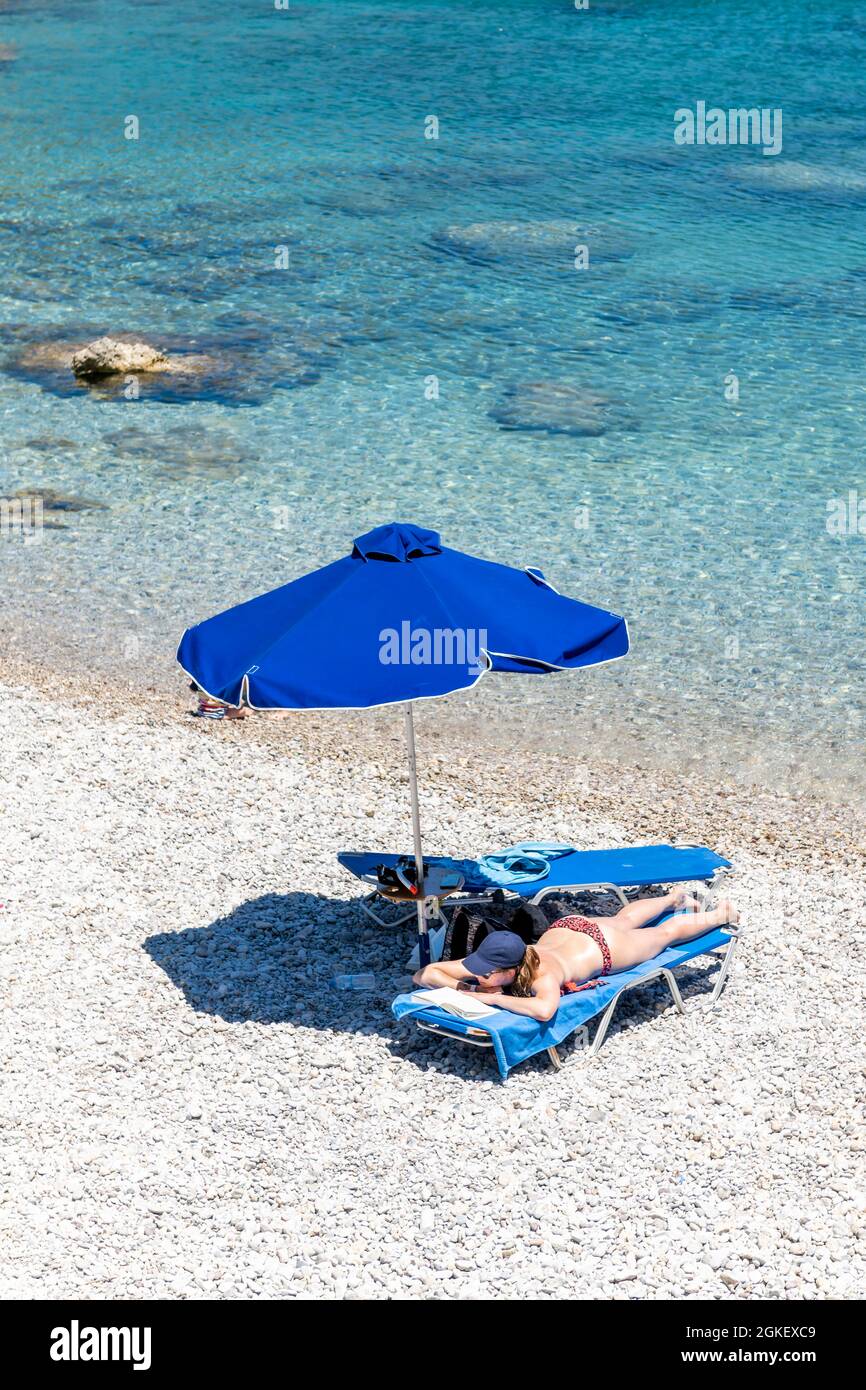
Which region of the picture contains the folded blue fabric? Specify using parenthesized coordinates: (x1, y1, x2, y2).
(477, 840, 575, 886)
(393, 916, 733, 1077)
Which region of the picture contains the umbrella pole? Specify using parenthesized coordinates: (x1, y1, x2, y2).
(404, 702, 430, 967)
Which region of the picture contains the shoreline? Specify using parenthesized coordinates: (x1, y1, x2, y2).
(2, 646, 863, 871)
(2, 586, 863, 810)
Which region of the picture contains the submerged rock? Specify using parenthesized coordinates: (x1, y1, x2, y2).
(490, 381, 638, 436)
(9, 338, 78, 373)
(18, 487, 107, 511)
(727, 284, 808, 313)
(429, 219, 635, 267)
(20, 436, 77, 451)
(305, 186, 404, 218)
(4, 487, 108, 527)
(72, 337, 170, 378)
(6, 327, 316, 406)
(0, 44, 18, 63)
(728, 276, 866, 320)
(370, 161, 545, 199)
(102, 426, 249, 481)
(13, 333, 223, 395)
(6, 276, 72, 304)
(614, 142, 693, 173)
(594, 284, 725, 326)
(727, 160, 866, 201)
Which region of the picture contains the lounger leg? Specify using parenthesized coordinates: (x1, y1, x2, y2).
(711, 935, 738, 1003)
(590, 993, 621, 1056)
(359, 893, 392, 927)
(546, 1046, 562, 1070)
(590, 970, 684, 1057)
(660, 968, 685, 1014)
(358, 893, 416, 929)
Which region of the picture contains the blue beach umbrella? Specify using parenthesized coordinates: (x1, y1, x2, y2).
(178, 523, 629, 963)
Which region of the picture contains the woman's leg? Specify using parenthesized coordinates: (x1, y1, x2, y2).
(602, 901, 739, 971)
(599, 888, 700, 932)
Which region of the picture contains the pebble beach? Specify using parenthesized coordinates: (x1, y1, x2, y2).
(2, 654, 863, 1301)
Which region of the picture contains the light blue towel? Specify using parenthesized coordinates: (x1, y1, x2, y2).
(393, 918, 733, 1077)
(477, 840, 575, 887)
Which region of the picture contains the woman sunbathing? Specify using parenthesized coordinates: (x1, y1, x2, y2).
(413, 890, 739, 1022)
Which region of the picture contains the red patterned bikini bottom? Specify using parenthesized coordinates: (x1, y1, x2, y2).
(551, 916, 612, 995)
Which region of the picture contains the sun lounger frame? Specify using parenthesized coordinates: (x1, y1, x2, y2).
(411, 930, 740, 1073)
(352, 839, 733, 928)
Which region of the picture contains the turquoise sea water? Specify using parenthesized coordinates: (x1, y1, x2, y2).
(1, 0, 864, 798)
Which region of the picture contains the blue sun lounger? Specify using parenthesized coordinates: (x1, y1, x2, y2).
(392, 912, 740, 1078)
(338, 842, 733, 926)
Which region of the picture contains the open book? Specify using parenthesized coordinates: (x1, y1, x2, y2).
(411, 986, 497, 1021)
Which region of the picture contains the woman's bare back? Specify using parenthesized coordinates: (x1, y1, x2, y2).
(536, 925, 606, 985)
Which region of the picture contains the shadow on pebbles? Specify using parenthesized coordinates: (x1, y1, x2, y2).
(490, 381, 639, 437)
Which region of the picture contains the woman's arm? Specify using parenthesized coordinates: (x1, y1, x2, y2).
(476, 975, 561, 1022)
(412, 959, 473, 989)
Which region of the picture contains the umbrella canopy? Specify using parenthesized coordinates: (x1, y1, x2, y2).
(177, 522, 629, 966)
(177, 522, 628, 708)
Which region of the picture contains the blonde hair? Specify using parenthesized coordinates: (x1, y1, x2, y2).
(511, 945, 541, 997)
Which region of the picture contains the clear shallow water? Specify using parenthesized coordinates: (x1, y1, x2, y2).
(1, 0, 864, 799)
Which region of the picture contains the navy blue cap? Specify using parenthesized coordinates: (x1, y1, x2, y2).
(463, 930, 526, 977)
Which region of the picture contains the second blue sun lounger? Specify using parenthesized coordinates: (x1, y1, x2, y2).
(339, 842, 733, 926)
(392, 913, 740, 1078)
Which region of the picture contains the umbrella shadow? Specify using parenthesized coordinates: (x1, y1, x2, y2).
(144, 889, 412, 1032)
(142, 889, 541, 1079)
(143, 892, 729, 1080)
